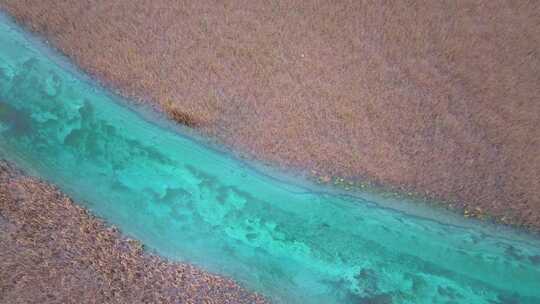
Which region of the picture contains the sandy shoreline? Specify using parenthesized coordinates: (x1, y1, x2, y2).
(0, 161, 266, 304)
(1, 1, 538, 229)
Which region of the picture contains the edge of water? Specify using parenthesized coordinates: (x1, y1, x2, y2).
(2, 10, 539, 249)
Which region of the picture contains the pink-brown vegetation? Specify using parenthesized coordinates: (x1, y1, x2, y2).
(1, 1, 539, 229)
(0, 161, 267, 304)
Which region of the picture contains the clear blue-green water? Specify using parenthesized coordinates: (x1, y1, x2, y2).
(1, 13, 539, 304)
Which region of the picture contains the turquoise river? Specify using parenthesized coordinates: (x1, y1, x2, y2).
(0, 13, 539, 304)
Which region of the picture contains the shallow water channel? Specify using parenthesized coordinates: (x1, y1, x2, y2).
(1, 13, 539, 304)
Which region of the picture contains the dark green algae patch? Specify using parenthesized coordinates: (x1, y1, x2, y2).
(1, 12, 539, 304)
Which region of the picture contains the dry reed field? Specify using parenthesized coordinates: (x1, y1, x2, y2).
(0, 161, 266, 304)
(1, 1, 539, 229)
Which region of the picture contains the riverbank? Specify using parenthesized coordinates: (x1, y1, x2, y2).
(1, 1, 538, 230)
(0, 161, 266, 304)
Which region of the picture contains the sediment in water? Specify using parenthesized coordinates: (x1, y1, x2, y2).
(0, 161, 267, 304)
(1, 0, 539, 229)
(0, 13, 539, 304)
